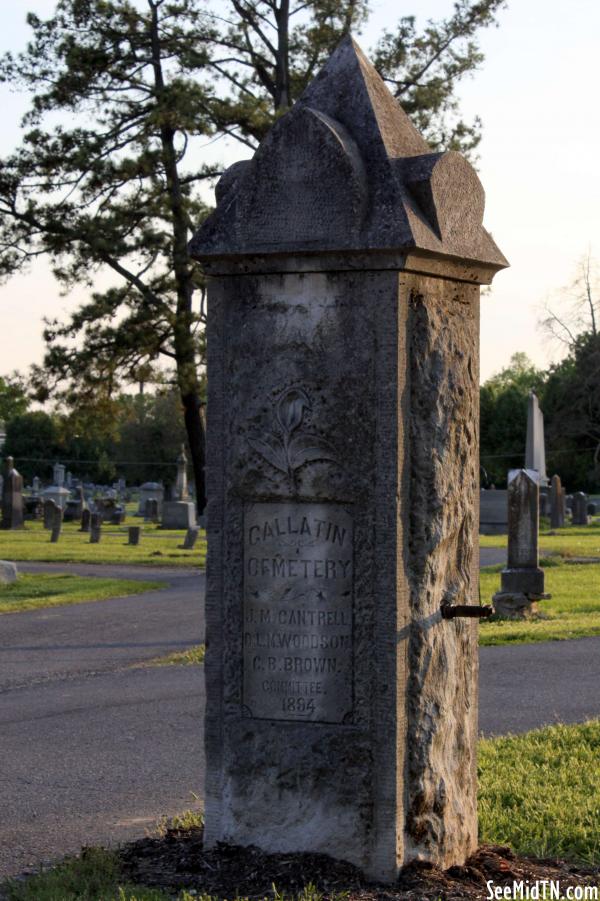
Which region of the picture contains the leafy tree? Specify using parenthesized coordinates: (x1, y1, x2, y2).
(480, 353, 546, 487)
(0, 0, 506, 512)
(3, 411, 63, 482)
(543, 333, 600, 492)
(117, 389, 190, 485)
(204, 0, 505, 154)
(0, 0, 213, 508)
(0, 373, 29, 423)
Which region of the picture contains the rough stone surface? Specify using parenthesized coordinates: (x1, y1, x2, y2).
(190, 36, 506, 883)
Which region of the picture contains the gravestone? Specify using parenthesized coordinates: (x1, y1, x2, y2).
(24, 496, 43, 520)
(111, 507, 126, 525)
(43, 462, 70, 510)
(144, 498, 159, 523)
(479, 488, 508, 535)
(539, 491, 549, 517)
(190, 37, 507, 881)
(492, 470, 548, 618)
(550, 474, 565, 528)
(588, 502, 598, 516)
(32, 476, 41, 496)
(50, 505, 63, 543)
(80, 509, 91, 532)
(572, 492, 589, 526)
(64, 485, 85, 522)
(181, 526, 199, 550)
(43, 498, 58, 530)
(162, 445, 197, 529)
(90, 513, 102, 543)
(162, 499, 196, 529)
(137, 482, 164, 517)
(1, 457, 24, 530)
(0, 561, 18, 584)
(525, 392, 548, 486)
(128, 526, 141, 546)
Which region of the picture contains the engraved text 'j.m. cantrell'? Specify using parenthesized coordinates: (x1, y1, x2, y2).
(243, 502, 353, 723)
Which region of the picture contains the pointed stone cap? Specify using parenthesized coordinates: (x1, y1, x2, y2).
(190, 37, 508, 283)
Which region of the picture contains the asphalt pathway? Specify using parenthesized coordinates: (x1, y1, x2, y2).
(2, 552, 600, 880)
(1, 564, 205, 878)
(3, 564, 204, 690)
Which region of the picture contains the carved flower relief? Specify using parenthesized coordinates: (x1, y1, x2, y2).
(247, 387, 337, 485)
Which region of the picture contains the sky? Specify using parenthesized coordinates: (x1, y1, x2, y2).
(1, 0, 599, 383)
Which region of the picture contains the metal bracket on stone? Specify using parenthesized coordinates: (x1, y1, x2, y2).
(441, 604, 494, 619)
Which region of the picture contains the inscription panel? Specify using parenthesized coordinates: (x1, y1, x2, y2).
(243, 502, 353, 723)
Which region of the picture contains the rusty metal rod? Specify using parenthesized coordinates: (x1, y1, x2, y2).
(441, 604, 494, 619)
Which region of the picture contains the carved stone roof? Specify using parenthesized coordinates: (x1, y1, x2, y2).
(189, 36, 508, 277)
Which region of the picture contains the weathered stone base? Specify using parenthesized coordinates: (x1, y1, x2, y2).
(492, 592, 548, 619)
(161, 501, 196, 530)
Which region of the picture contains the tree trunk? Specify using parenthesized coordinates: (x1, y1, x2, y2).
(182, 388, 207, 514)
(274, 0, 290, 110)
(150, 0, 207, 514)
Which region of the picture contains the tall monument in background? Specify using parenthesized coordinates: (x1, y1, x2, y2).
(191, 37, 507, 881)
(525, 392, 548, 486)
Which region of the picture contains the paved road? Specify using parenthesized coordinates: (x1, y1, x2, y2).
(2, 553, 600, 881)
(479, 636, 600, 736)
(0, 667, 205, 880)
(479, 547, 506, 567)
(3, 564, 204, 691)
(1, 564, 205, 878)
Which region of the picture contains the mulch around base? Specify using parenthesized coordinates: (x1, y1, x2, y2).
(119, 826, 600, 899)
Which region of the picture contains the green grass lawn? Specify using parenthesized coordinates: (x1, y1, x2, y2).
(480, 521, 600, 558)
(480, 560, 600, 646)
(0, 573, 163, 614)
(138, 644, 206, 667)
(479, 720, 600, 863)
(4, 720, 600, 899)
(0, 518, 206, 568)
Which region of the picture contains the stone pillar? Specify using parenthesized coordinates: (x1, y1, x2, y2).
(493, 470, 547, 618)
(1, 457, 24, 530)
(90, 513, 102, 543)
(550, 474, 564, 528)
(80, 509, 91, 533)
(572, 491, 589, 526)
(50, 505, 63, 543)
(128, 526, 141, 546)
(525, 392, 548, 486)
(176, 445, 189, 500)
(190, 37, 507, 881)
